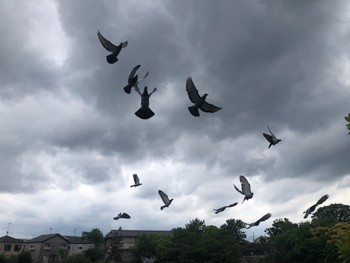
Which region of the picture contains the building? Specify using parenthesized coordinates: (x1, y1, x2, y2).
(63, 235, 95, 256)
(0, 235, 24, 256)
(24, 233, 70, 263)
(104, 229, 172, 262)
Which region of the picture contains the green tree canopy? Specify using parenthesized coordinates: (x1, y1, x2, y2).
(17, 252, 32, 263)
(265, 218, 297, 238)
(81, 228, 104, 247)
(220, 219, 247, 244)
(312, 203, 350, 226)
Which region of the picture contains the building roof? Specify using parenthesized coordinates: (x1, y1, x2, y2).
(105, 230, 172, 239)
(63, 236, 95, 244)
(26, 233, 68, 243)
(0, 235, 24, 244)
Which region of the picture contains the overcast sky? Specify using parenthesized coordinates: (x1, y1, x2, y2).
(0, 0, 349, 241)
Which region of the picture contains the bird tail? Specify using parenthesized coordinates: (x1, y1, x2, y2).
(123, 84, 133, 94)
(188, 106, 200, 117)
(268, 143, 272, 149)
(135, 107, 155, 120)
(106, 54, 118, 64)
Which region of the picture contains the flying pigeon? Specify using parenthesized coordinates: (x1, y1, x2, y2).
(158, 190, 173, 210)
(213, 202, 238, 214)
(97, 30, 128, 64)
(233, 175, 254, 203)
(141, 256, 157, 263)
(123, 65, 149, 94)
(130, 173, 142, 187)
(303, 194, 329, 219)
(186, 77, 222, 117)
(134, 86, 157, 120)
(345, 113, 350, 135)
(263, 126, 282, 148)
(246, 213, 272, 229)
(113, 212, 131, 220)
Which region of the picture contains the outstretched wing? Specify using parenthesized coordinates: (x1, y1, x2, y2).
(240, 175, 252, 195)
(148, 256, 157, 263)
(256, 213, 271, 224)
(316, 194, 329, 206)
(227, 202, 238, 208)
(129, 65, 140, 82)
(200, 101, 222, 113)
(140, 256, 149, 263)
(267, 126, 276, 138)
(186, 77, 202, 103)
(133, 173, 140, 185)
(233, 184, 244, 195)
(121, 213, 131, 219)
(158, 190, 170, 205)
(263, 133, 273, 143)
(97, 31, 117, 52)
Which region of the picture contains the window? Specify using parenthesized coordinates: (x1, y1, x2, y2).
(44, 243, 51, 250)
(14, 245, 21, 251)
(4, 244, 11, 251)
(30, 245, 36, 251)
(78, 246, 83, 250)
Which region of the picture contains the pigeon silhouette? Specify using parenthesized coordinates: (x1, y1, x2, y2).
(214, 202, 238, 214)
(123, 65, 149, 94)
(233, 175, 254, 203)
(113, 212, 131, 220)
(134, 86, 157, 120)
(141, 256, 157, 263)
(97, 30, 128, 64)
(246, 213, 272, 229)
(263, 126, 281, 148)
(130, 173, 142, 187)
(186, 77, 221, 117)
(303, 194, 329, 219)
(158, 190, 173, 210)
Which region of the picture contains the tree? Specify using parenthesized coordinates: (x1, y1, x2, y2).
(17, 252, 32, 263)
(81, 228, 104, 247)
(66, 254, 91, 263)
(328, 222, 350, 263)
(84, 247, 103, 262)
(265, 218, 297, 238)
(220, 219, 247, 244)
(105, 234, 123, 263)
(312, 203, 350, 226)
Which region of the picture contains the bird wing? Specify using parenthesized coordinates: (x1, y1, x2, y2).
(140, 256, 149, 263)
(267, 126, 275, 137)
(97, 31, 117, 52)
(227, 202, 238, 208)
(121, 213, 131, 219)
(200, 101, 222, 113)
(233, 184, 244, 195)
(139, 70, 149, 82)
(133, 173, 140, 185)
(129, 65, 140, 82)
(186, 77, 202, 103)
(263, 133, 273, 143)
(256, 213, 271, 224)
(316, 194, 329, 206)
(158, 190, 170, 204)
(240, 175, 252, 195)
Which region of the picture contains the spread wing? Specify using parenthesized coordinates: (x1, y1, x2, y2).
(148, 256, 157, 263)
(227, 202, 238, 208)
(158, 190, 170, 205)
(200, 101, 222, 113)
(133, 174, 140, 185)
(140, 256, 149, 263)
(240, 175, 252, 195)
(121, 213, 131, 219)
(186, 77, 202, 103)
(263, 133, 273, 143)
(129, 65, 140, 82)
(316, 194, 329, 206)
(256, 213, 271, 224)
(233, 184, 244, 195)
(97, 30, 117, 52)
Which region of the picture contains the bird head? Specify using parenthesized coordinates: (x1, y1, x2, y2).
(202, 93, 208, 99)
(142, 86, 149, 96)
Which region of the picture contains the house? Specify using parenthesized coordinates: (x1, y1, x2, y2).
(24, 233, 70, 263)
(63, 235, 95, 256)
(0, 235, 24, 256)
(104, 229, 172, 262)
